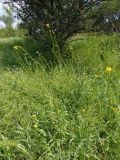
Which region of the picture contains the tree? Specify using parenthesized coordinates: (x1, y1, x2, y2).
(3, 0, 98, 49)
(3, 0, 120, 49)
(88, 0, 120, 32)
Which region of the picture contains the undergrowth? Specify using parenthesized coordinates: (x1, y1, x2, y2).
(0, 33, 120, 160)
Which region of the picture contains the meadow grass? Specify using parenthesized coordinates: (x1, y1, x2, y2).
(0, 34, 120, 160)
(0, 37, 47, 68)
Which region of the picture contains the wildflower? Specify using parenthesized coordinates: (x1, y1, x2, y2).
(36, 51, 39, 54)
(13, 46, 20, 50)
(33, 124, 38, 128)
(81, 109, 86, 113)
(106, 67, 112, 73)
(46, 23, 50, 28)
(82, 109, 85, 112)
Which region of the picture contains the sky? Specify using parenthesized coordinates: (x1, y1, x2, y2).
(0, 2, 5, 15)
(0, 2, 5, 27)
(0, 2, 18, 28)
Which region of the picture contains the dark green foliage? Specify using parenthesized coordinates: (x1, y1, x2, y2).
(3, 0, 97, 49)
(87, 0, 120, 32)
(3, 1, 120, 45)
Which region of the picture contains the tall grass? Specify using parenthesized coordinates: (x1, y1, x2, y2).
(0, 33, 120, 160)
(0, 37, 44, 67)
(0, 28, 26, 38)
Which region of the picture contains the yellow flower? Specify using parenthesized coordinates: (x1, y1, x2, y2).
(82, 109, 85, 112)
(46, 23, 50, 28)
(36, 51, 39, 54)
(33, 124, 38, 128)
(106, 67, 112, 73)
(13, 46, 19, 50)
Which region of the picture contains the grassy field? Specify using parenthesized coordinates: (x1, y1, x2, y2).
(0, 34, 120, 160)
